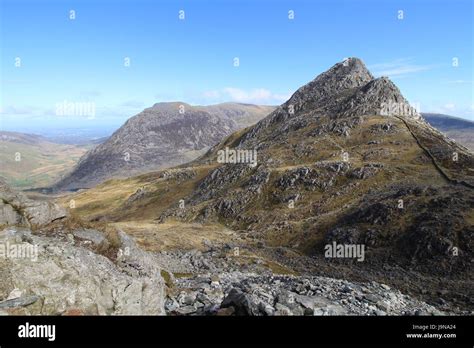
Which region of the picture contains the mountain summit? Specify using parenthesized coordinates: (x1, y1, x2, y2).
(286, 57, 374, 112)
(241, 58, 422, 146)
(285, 56, 416, 118)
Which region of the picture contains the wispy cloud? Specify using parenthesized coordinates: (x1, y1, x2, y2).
(79, 90, 102, 99)
(202, 90, 221, 99)
(369, 58, 435, 78)
(202, 87, 290, 104)
(0, 103, 140, 120)
(447, 80, 472, 84)
(429, 102, 474, 120)
(442, 103, 456, 111)
(119, 100, 145, 108)
(0, 105, 42, 116)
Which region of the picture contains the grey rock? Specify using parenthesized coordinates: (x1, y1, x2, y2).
(0, 295, 40, 309)
(0, 179, 66, 226)
(72, 228, 106, 245)
(274, 303, 293, 316)
(376, 300, 391, 312)
(165, 298, 180, 312)
(0, 227, 165, 315)
(364, 294, 380, 303)
(258, 302, 275, 316)
(176, 306, 196, 315)
(0, 200, 23, 225)
(183, 293, 197, 306)
(294, 294, 316, 309)
(220, 288, 260, 316)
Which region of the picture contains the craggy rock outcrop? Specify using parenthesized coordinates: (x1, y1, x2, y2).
(0, 180, 165, 315)
(0, 227, 166, 315)
(0, 179, 66, 226)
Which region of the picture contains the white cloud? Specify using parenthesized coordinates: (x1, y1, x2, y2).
(443, 103, 456, 111)
(369, 58, 434, 78)
(429, 102, 474, 120)
(0, 103, 137, 121)
(0, 105, 41, 115)
(119, 100, 145, 108)
(447, 80, 472, 84)
(203, 90, 221, 98)
(202, 87, 290, 104)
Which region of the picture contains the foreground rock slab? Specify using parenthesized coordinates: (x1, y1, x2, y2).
(0, 227, 165, 315)
(0, 179, 66, 226)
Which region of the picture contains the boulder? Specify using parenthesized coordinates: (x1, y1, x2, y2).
(220, 288, 260, 316)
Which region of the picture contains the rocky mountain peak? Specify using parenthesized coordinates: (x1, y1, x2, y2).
(313, 57, 374, 89)
(286, 57, 374, 113)
(241, 58, 421, 142)
(280, 57, 422, 121)
(149, 101, 191, 113)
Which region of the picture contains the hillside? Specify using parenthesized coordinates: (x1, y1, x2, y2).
(64, 58, 474, 313)
(422, 113, 474, 151)
(53, 102, 273, 191)
(0, 131, 88, 189)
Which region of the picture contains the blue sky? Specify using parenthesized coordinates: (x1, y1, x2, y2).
(1, 0, 473, 133)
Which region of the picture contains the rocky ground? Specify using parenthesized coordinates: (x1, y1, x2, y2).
(165, 271, 444, 316)
(0, 220, 456, 317)
(155, 245, 455, 316)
